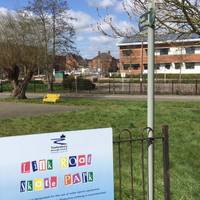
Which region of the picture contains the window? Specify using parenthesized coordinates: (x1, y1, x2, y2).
(122, 49, 132, 56)
(155, 49, 160, 55)
(162, 63, 171, 69)
(195, 47, 200, 54)
(175, 63, 182, 69)
(165, 63, 171, 69)
(185, 47, 195, 54)
(143, 64, 159, 70)
(175, 48, 183, 55)
(185, 62, 195, 69)
(146, 49, 159, 55)
(155, 64, 160, 70)
(160, 48, 169, 55)
(123, 64, 130, 70)
(131, 64, 140, 69)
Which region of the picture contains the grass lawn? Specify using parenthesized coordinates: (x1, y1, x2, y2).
(0, 98, 199, 199)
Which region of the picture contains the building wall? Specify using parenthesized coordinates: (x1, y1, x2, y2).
(55, 55, 81, 72)
(119, 41, 200, 75)
(88, 51, 119, 73)
(55, 56, 67, 71)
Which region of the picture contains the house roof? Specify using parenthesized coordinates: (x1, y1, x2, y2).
(117, 33, 200, 46)
(91, 52, 117, 61)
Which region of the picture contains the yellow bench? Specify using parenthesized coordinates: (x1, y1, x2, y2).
(43, 93, 60, 103)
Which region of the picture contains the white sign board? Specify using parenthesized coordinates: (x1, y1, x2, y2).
(0, 128, 114, 200)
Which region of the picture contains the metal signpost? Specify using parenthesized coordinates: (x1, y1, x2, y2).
(74, 75, 78, 93)
(121, 72, 126, 92)
(147, 1, 155, 200)
(139, 0, 156, 199)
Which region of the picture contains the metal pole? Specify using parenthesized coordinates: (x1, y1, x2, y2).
(75, 76, 78, 94)
(147, 0, 155, 199)
(0, 80, 2, 93)
(109, 79, 111, 94)
(140, 37, 144, 94)
(141, 36, 144, 79)
(195, 80, 198, 95)
(34, 80, 36, 93)
(162, 125, 171, 200)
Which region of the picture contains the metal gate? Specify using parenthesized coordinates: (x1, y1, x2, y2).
(113, 125, 170, 200)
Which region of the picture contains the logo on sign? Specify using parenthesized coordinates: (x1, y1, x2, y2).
(51, 134, 67, 145)
(51, 135, 67, 153)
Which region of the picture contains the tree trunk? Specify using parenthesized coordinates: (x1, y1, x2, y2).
(11, 81, 27, 99)
(47, 70, 54, 92)
(47, 6, 56, 93)
(47, 80, 53, 92)
(11, 71, 34, 99)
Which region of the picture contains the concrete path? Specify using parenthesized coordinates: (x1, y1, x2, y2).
(1, 92, 200, 102)
(0, 102, 81, 119)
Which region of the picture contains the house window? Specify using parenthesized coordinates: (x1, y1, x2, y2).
(123, 64, 130, 70)
(175, 63, 182, 69)
(122, 49, 132, 56)
(155, 64, 160, 70)
(131, 64, 140, 69)
(164, 63, 171, 69)
(144, 64, 148, 70)
(185, 47, 195, 54)
(185, 62, 195, 69)
(160, 48, 169, 55)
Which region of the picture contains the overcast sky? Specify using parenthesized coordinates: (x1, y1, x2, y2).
(0, 0, 136, 59)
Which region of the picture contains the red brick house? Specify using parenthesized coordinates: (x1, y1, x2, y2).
(117, 33, 200, 75)
(54, 54, 86, 72)
(87, 51, 119, 74)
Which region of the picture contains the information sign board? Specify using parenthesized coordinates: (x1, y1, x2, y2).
(0, 128, 114, 200)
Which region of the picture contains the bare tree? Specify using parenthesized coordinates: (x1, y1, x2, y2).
(96, 0, 200, 38)
(25, 0, 76, 91)
(156, 0, 200, 35)
(0, 12, 44, 99)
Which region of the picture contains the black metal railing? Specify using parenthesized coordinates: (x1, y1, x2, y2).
(113, 125, 170, 200)
(94, 80, 200, 95)
(1, 79, 199, 95)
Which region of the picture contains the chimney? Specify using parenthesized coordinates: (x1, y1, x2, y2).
(108, 50, 111, 55)
(98, 51, 101, 56)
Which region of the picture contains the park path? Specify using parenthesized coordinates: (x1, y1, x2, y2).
(0, 102, 81, 119)
(1, 92, 200, 102)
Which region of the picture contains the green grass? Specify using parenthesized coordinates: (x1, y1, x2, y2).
(0, 98, 199, 199)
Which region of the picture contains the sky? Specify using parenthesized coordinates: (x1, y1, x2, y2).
(0, 0, 136, 59)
